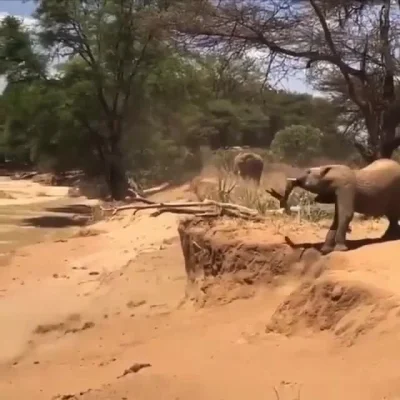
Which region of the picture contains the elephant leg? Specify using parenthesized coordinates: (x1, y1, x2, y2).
(321, 203, 338, 255)
(314, 192, 336, 204)
(382, 216, 400, 239)
(333, 186, 355, 252)
(255, 173, 261, 186)
(256, 165, 263, 185)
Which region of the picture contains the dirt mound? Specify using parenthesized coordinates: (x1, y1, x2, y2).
(178, 215, 400, 344)
(178, 216, 325, 307)
(266, 279, 399, 345)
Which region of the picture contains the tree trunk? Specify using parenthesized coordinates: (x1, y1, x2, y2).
(381, 145, 395, 159)
(356, 140, 399, 163)
(104, 139, 129, 201)
(353, 141, 378, 164)
(355, 124, 400, 163)
(107, 157, 129, 200)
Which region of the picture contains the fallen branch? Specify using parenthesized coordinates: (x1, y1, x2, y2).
(11, 171, 38, 180)
(106, 199, 259, 216)
(142, 182, 170, 195)
(125, 190, 157, 205)
(101, 198, 265, 222)
(103, 182, 171, 208)
(150, 208, 217, 217)
(150, 206, 264, 221)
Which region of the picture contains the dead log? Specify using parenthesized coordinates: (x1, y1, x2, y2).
(142, 182, 170, 195)
(103, 199, 259, 216)
(150, 206, 264, 221)
(101, 198, 265, 221)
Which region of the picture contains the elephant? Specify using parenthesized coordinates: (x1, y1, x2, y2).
(233, 152, 264, 184)
(288, 158, 400, 254)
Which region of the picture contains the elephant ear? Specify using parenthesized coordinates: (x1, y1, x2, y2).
(320, 165, 333, 178)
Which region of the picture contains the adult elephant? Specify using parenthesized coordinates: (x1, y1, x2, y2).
(233, 152, 264, 185)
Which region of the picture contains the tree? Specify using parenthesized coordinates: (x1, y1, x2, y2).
(0, 3, 351, 187)
(0, 15, 47, 84)
(0, 77, 98, 171)
(0, 15, 54, 166)
(175, 0, 400, 162)
(34, 0, 167, 199)
(180, 55, 273, 149)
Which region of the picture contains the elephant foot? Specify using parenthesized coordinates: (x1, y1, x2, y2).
(320, 244, 334, 255)
(320, 243, 348, 255)
(383, 219, 400, 240)
(333, 243, 348, 252)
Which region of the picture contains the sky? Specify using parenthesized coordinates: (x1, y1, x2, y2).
(0, 0, 315, 95)
(0, 0, 35, 17)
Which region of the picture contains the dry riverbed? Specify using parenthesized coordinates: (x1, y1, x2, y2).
(1, 175, 400, 400)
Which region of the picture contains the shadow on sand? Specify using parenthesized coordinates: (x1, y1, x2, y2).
(21, 215, 89, 228)
(45, 204, 94, 215)
(287, 235, 400, 254)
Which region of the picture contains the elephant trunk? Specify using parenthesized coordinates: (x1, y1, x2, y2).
(287, 176, 302, 187)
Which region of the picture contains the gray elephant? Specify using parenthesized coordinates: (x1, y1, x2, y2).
(288, 158, 400, 254)
(233, 152, 264, 184)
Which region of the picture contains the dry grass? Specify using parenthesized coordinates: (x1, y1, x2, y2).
(191, 168, 331, 223)
(272, 383, 302, 400)
(191, 150, 339, 223)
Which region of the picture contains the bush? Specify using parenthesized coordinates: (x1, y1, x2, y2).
(270, 124, 324, 166)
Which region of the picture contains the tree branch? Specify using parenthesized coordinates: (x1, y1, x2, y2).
(183, 20, 364, 78)
(308, 0, 367, 110)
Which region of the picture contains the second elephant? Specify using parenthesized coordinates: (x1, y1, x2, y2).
(233, 152, 264, 184)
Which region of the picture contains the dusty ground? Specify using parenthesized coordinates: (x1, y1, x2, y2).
(1, 174, 400, 400)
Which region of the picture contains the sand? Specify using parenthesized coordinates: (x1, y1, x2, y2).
(0, 175, 400, 400)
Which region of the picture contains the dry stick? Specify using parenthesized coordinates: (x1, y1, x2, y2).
(150, 208, 217, 217)
(218, 208, 264, 220)
(107, 199, 259, 216)
(101, 197, 156, 214)
(124, 190, 157, 205)
(105, 179, 298, 218)
(135, 196, 156, 205)
(101, 183, 168, 213)
(150, 207, 264, 221)
(142, 182, 170, 195)
(106, 182, 171, 208)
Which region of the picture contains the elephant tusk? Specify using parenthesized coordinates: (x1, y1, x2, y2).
(286, 178, 297, 182)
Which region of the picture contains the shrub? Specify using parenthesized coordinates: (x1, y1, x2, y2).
(270, 124, 324, 166)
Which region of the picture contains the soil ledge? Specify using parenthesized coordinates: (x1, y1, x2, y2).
(178, 216, 325, 307)
(178, 216, 400, 344)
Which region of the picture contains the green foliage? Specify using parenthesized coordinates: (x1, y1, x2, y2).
(1, 80, 94, 170)
(0, 1, 358, 194)
(270, 125, 324, 165)
(0, 16, 47, 83)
